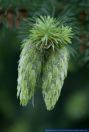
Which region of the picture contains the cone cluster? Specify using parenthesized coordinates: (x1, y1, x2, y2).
(17, 16, 73, 110)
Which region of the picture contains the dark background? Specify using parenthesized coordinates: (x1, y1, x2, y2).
(0, 0, 89, 132)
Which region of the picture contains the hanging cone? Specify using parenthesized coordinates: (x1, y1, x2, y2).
(17, 40, 42, 106)
(17, 15, 74, 110)
(42, 47, 69, 110)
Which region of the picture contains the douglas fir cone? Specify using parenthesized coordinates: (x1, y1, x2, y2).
(17, 16, 74, 110)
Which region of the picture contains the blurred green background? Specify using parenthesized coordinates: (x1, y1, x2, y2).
(0, 0, 89, 132)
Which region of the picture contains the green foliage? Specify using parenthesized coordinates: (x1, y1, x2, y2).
(30, 16, 73, 50)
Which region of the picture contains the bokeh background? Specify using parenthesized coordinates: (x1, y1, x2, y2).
(0, 0, 89, 132)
